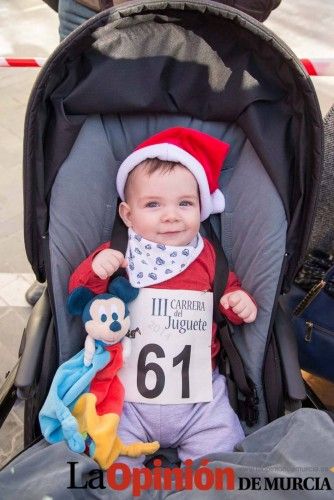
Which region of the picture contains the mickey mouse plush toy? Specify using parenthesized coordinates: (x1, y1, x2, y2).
(39, 277, 159, 469)
(68, 276, 137, 366)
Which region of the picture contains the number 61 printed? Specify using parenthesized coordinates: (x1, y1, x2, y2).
(137, 343, 191, 399)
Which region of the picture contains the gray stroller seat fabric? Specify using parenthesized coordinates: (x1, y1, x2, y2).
(221, 139, 287, 429)
(0, 408, 333, 498)
(49, 113, 286, 432)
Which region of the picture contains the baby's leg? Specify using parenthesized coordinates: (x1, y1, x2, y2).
(115, 401, 159, 470)
(177, 370, 245, 463)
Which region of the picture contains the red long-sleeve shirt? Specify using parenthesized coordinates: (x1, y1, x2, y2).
(69, 238, 252, 364)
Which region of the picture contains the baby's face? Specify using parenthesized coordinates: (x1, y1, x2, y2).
(119, 164, 201, 246)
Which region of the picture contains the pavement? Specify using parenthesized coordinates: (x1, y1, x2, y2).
(0, 0, 333, 469)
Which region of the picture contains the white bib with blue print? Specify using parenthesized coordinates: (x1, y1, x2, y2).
(125, 229, 204, 288)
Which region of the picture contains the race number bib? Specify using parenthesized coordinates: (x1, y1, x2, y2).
(118, 288, 213, 404)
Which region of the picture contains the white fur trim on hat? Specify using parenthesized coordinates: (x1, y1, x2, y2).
(211, 189, 225, 213)
(116, 143, 225, 221)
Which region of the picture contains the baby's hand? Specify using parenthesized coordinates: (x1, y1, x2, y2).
(92, 249, 128, 280)
(220, 290, 257, 323)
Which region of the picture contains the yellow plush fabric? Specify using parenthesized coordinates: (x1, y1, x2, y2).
(72, 393, 159, 469)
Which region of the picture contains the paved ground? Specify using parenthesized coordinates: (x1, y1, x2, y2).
(0, 0, 333, 469)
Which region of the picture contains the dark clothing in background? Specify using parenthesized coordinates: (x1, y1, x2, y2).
(43, 0, 281, 23)
(308, 104, 334, 255)
(227, 0, 281, 21)
(43, 0, 59, 11)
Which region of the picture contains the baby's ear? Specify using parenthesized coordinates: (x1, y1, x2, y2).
(108, 277, 139, 303)
(118, 201, 132, 228)
(67, 287, 95, 316)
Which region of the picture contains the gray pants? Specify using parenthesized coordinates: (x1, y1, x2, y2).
(117, 369, 245, 468)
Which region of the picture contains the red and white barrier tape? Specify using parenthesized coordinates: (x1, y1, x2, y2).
(0, 57, 46, 67)
(1, 57, 334, 76)
(300, 58, 334, 76)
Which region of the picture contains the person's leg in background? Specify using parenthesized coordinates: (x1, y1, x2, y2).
(58, 0, 129, 40)
(58, 0, 96, 40)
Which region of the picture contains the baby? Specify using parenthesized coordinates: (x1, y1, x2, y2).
(69, 127, 257, 467)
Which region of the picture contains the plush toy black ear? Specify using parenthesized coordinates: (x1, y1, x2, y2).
(67, 287, 95, 316)
(108, 277, 139, 303)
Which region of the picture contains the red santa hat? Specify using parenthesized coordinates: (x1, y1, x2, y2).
(116, 127, 230, 221)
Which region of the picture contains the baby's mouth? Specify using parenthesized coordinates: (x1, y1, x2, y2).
(160, 229, 184, 235)
(161, 231, 181, 235)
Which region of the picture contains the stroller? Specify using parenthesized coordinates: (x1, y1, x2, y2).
(0, 0, 333, 497)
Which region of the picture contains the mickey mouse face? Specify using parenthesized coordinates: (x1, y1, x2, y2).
(85, 297, 130, 344)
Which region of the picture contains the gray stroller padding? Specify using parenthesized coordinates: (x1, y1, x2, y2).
(0, 409, 333, 498)
(49, 113, 286, 432)
(221, 139, 287, 429)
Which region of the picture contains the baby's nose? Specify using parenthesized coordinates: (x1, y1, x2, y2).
(162, 208, 180, 221)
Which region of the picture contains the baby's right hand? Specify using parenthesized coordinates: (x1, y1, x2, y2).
(92, 249, 128, 280)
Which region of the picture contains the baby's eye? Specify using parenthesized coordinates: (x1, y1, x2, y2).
(145, 201, 159, 208)
(179, 200, 193, 207)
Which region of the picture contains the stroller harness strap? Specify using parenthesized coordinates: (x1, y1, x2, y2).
(202, 219, 259, 426)
(110, 202, 128, 278)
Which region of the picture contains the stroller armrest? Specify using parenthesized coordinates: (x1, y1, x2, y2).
(274, 300, 306, 401)
(15, 289, 52, 399)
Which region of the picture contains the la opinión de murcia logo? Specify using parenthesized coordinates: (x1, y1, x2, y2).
(67, 460, 333, 496)
(68, 459, 234, 495)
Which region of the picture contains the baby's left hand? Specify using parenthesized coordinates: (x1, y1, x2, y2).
(220, 290, 257, 323)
